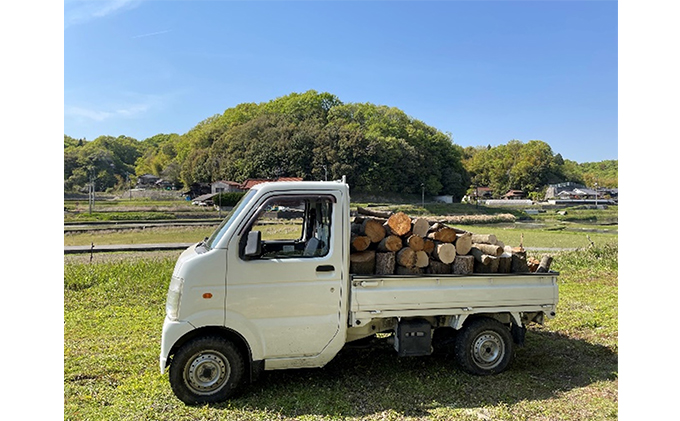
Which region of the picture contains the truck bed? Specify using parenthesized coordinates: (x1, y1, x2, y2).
(350, 272, 559, 321)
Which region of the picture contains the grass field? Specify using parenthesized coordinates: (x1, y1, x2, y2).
(64, 243, 617, 421)
(64, 221, 616, 250)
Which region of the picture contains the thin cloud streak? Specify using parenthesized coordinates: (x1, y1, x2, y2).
(132, 30, 172, 39)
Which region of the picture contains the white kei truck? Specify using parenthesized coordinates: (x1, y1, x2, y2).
(160, 179, 559, 405)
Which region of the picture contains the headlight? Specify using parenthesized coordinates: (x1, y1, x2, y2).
(165, 275, 184, 320)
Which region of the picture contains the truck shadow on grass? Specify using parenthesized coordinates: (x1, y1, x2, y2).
(227, 330, 617, 418)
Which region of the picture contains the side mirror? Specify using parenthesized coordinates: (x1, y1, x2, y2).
(244, 230, 262, 257)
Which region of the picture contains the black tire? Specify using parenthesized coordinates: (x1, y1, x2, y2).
(453, 318, 514, 376)
(169, 336, 245, 405)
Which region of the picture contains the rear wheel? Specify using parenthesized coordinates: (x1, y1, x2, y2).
(169, 336, 245, 405)
(453, 318, 514, 375)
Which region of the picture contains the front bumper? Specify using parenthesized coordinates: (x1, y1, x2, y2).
(159, 317, 195, 374)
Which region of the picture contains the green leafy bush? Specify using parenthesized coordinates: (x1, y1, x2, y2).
(214, 192, 247, 207)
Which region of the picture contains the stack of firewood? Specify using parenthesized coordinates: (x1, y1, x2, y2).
(349, 207, 553, 276)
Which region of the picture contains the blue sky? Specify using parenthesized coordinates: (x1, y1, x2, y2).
(64, 0, 618, 163)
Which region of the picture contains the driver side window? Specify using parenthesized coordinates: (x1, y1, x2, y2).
(242, 195, 333, 260)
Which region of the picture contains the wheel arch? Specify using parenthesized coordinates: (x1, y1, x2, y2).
(167, 326, 262, 383)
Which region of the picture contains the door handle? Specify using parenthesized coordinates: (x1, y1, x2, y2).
(316, 265, 335, 272)
(360, 281, 380, 287)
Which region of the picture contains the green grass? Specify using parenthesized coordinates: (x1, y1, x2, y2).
(64, 246, 617, 420)
(64, 226, 216, 246)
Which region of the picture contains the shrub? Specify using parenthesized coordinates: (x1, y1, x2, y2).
(214, 192, 247, 207)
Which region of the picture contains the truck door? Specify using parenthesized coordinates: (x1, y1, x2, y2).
(226, 193, 344, 359)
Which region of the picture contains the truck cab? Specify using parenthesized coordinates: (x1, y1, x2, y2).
(161, 180, 352, 404)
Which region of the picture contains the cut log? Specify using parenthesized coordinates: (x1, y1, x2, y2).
(511, 251, 530, 273)
(498, 252, 512, 273)
(528, 258, 540, 272)
(469, 247, 492, 265)
(452, 255, 475, 275)
(471, 243, 504, 257)
(377, 235, 403, 252)
(387, 212, 412, 236)
(471, 234, 498, 245)
(404, 235, 425, 252)
(455, 232, 473, 255)
(422, 239, 435, 254)
(536, 255, 554, 273)
(474, 256, 499, 273)
(350, 250, 376, 275)
(357, 206, 393, 219)
(427, 227, 457, 243)
(362, 218, 386, 243)
(426, 260, 451, 274)
(411, 218, 430, 238)
(375, 252, 396, 275)
(395, 265, 423, 275)
(396, 247, 417, 268)
(414, 250, 429, 268)
(351, 223, 363, 235)
(350, 234, 371, 252)
(432, 242, 456, 264)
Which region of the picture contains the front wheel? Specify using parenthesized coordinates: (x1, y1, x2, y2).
(169, 336, 245, 405)
(453, 318, 514, 375)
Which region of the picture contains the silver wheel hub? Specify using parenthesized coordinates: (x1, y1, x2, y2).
(185, 351, 230, 395)
(472, 332, 504, 369)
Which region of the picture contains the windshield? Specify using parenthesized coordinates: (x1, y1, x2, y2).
(205, 189, 257, 249)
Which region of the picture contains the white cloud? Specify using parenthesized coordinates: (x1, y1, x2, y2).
(66, 98, 153, 122)
(64, 0, 143, 28)
(65, 90, 177, 123)
(65, 106, 114, 122)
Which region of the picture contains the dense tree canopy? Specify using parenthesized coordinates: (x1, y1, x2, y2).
(64, 90, 617, 198)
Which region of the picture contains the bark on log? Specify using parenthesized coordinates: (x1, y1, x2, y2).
(471, 234, 498, 245)
(469, 247, 492, 265)
(350, 250, 376, 275)
(351, 223, 363, 235)
(404, 235, 425, 252)
(395, 265, 423, 275)
(411, 218, 430, 238)
(452, 255, 475, 275)
(511, 251, 530, 273)
(498, 253, 512, 273)
(375, 252, 396, 275)
(455, 232, 473, 255)
(354, 216, 388, 225)
(426, 260, 452, 274)
(351, 234, 371, 252)
(396, 247, 417, 268)
(357, 206, 393, 219)
(536, 255, 554, 273)
(471, 243, 504, 257)
(474, 256, 499, 273)
(415, 250, 429, 268)
(427, 227, 457, 243)
(432, 242, 456, 264)
(423, 239, 435, 254)
(377, 235, 403, 252)
(387, 212, 412, 236)
(362, 218, 386, 243)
